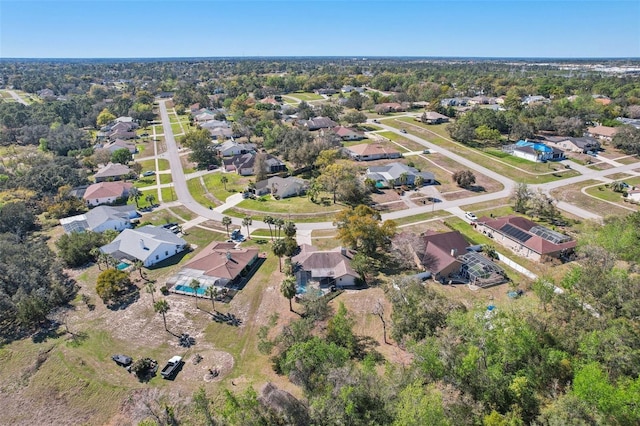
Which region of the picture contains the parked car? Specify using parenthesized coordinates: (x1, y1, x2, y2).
(142, 170, 155, 177)
(112, 354, 133, 367)
(400, 129, 408, 134)
(161, 355, 183, 379)
(465, 212, 478, 221)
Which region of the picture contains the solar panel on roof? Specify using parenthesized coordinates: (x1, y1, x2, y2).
(501, 223, 532, 243)
(529, 225, 571, 244)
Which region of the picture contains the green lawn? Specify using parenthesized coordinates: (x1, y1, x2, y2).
(136, 159, 156, 171)
(133, 177, 156, 188)
(152, 124, 164, 135)
(167, 205, 196, 221)
(222, 207, 338, 223)
(284, 92, 323, 101)
(584, 184, 631, 204)
(157, 159, 170, 170)
(170, 123, 184, 135)
(235, 195, 343, 214)
(159, 173, 173, 184)
(161, 187, 177, 202)
(391, 210, 451, 226)
(203, 173, 244, 202)
(187, 177, 213, 206)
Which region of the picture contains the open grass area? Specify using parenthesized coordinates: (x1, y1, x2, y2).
(135, 159, 156, 171)
(167, 205, 197, 222)
(171, 123, 184, 135)
(160, 186, 177, 202)
(284, 92, 323, 101)
(133, 177, 156, 188)
(203, 173, 246, 202)
(222, 207, 338, 223)
(584, 184, 626, 203)
(135, 143, 154, 158)
(187, 177, 214, 206)
(551, 179, 633, 218)
(235, 196, 343, 214)
(159, 173, 173, 185)
(392, 118, 582, 184)
(391, 210, 451, 226)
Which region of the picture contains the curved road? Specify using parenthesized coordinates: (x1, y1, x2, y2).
(159, 101, 640, 231)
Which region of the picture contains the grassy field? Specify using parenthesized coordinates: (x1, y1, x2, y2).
(391, 118, 582, 184)
(133, 177, 157, 188)
(222, 207, 338, 223)
(187, 177, 214, 206)
(551, 180, 633, 217)
(159, 173, 173, 185)
(391, 210, 451, 226)
(161, 187, 177, 202)
(167, 205, 197, 222)
(235, 195, 344, 214)
(284, 92, 323, 101)
(203, 173, 247, 202)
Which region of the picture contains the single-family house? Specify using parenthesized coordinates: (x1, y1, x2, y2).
(476, 215, 576, 262)
(300, 116, 338, 131)
(292, 245, 359, 289)
(366, 162, 434, 188)
(253, 176, 307, 198)
(421, 111, 450, 124)
(83, 181, 133, 206)
(101, 138, 137, 154)
(114, 116, 135, 124)
(168, 241, 259, 290)
(543, 136, 600, 153)
(375, 102, 405, 114)
(507, 141, 564, 162)
(332, 126, 364, 141)
(60, 205, 139, 234)
(345, 143, 402, 161)
(587, 125, 618, 141)
(404, 230, 506, 287)
(100, 225, 188, 267)
(315, 88, 337, 95)
(195, 111, 217, 122)
(523, 95, 549, 105)
(199, 119, 229, 130)
(94, 162, 133, 182)
(207, 127, 234, 140)
(215, 141, 256, 157)
(223, 153, 287, 176)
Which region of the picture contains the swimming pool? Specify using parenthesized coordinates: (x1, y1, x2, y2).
(296, 281, 307, 294)
(174, 284, 207, 295)
(116, 262, 130, 271)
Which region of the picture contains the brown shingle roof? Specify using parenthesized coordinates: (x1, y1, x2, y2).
(83, 181, 133, 200)
(183, 242, 258, 280)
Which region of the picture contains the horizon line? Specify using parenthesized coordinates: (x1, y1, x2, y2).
(1, 55, 640, 61)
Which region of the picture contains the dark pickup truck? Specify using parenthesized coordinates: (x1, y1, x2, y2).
(160, 355, 182, 379)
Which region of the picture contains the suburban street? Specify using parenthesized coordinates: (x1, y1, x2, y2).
(157, 100, 640, 232)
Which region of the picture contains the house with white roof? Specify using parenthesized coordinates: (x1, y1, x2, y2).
(100, 225, 188, 267)
(60, 205, 139, 234)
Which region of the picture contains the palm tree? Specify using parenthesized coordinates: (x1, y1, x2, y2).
(154, 299, 170, 331)
(415, 175, 425, 188)
(189, 279, 201, 309)
(220, 175, 229, 191)
(134, 260, 145, 280)
(283, 221, 297, 238)
(129, 187, 142, 208)
(242, 216, 252, 240)
(263, 216, 275, 241)
(281, 275, 297, 312)
(274, 218, 285, 239)
(145, 193, 156, 207)
(272, 239, 287, 272)
(145, 282, 156, 304)
(90, 247, 103, 270)
(222, 216, 232, 238)
(205, 285, 219, 312)
(399, 172, 409, 187)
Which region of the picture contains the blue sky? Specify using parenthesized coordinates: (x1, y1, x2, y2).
(1, 1, 639, 58)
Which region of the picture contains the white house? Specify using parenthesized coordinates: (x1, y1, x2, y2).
(215, 141, 256, 157)
(60, 205, 139, 234)
(100, 225, 188, 267)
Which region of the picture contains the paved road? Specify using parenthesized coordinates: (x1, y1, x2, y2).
(157, 102, 640, 232)
(7, 90, 28, 105)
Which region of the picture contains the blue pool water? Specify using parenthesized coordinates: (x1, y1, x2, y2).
(175, 284, 207, 295)
(116, 262, 130, 270)
(296, 281, 307, 294)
